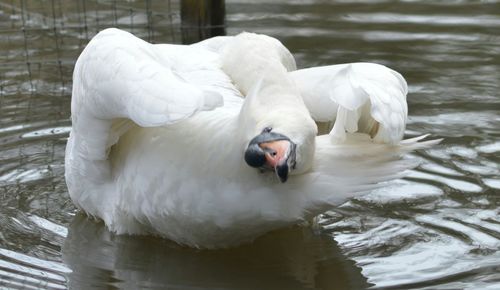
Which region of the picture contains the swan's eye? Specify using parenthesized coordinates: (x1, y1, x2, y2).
(263, 127, 272, 133)
(262, 146, 277, 157)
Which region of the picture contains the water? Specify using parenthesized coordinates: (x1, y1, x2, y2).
(0, 0, 499, 289)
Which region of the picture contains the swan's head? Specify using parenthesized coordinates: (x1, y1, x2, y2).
(243, 107, 317, 183)
(238, 64, 317, 182)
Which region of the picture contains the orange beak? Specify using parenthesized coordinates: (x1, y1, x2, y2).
(259, 140, 290, 169)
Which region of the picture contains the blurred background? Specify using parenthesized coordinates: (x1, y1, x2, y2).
(0, 0, 499, 289)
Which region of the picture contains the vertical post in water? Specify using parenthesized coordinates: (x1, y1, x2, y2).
(181, 0, 226, 44)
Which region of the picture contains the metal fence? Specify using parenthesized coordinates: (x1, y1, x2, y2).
(0, 0, 183, 229)
(0, 0, 181, 98)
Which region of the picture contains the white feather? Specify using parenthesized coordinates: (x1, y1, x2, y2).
(290, 62, 408, 144)
(65, 29, 438, 248)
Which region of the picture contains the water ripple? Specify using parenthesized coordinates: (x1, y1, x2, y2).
(345, 13, 500, 27)
(407, 171, 483, 193)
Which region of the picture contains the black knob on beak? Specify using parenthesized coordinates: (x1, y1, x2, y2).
(244, 143, 266, 168)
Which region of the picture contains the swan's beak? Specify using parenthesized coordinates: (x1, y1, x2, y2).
(244, 131, 296, 183)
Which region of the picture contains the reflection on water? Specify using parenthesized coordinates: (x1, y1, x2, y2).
(0, 0, 499, 289)
(63, 214, 367, 290)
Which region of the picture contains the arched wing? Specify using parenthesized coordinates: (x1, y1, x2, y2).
(70, 28, 225, 161)
(290, 63, 408, 144)
(73, 28, 224, 127)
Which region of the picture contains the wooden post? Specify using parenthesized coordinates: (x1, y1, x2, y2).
(181, 0, 226, 44)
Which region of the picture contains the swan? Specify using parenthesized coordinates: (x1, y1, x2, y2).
(65, 28, 439, 248)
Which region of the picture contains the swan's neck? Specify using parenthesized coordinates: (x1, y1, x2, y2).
(222, 36, 310, 135)
(220, 32, 297, 97)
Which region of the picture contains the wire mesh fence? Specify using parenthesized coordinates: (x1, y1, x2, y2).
(0, 0, 181, 101)
(0, 0, 183, 231)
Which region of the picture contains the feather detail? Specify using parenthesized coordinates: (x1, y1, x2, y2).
(290, 62, 408, 144)
(302, 134, 441, 210)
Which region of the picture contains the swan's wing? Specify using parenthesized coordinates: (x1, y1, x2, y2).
(73, 28, 223, 127)
(70, 28, 225, 160)
(290, 63, 408, 144)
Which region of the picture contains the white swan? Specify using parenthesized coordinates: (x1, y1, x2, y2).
(65, 28, 438, 248)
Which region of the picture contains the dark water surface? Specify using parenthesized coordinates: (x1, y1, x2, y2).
(1, 0, 499, 289)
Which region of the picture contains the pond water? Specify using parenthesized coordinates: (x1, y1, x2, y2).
(0, 0, 499, 289)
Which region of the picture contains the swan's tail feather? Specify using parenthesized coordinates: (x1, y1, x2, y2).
(400, 134, 443, 148)
(298, 134, 440, 216)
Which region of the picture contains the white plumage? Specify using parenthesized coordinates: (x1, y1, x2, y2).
(65, 28, 439, 248)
